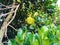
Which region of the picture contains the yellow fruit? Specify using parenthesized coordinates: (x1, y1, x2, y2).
(26, 16, 35, 25)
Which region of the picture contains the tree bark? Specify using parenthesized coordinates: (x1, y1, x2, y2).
(0, 4, 15, 44)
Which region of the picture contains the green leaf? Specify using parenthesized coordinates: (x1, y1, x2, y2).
(47, 30, 55, 41)
(41, 26, 49, 32)
(17, 28, 23, 40)
(16, 28, 27, 44)
(8, 39, 18, 45)
(38, 28, 44, 39)
(57, 25, 60, 30)
(26, 32, 33, 41)
(22, 32, 33, 45)
(56, 30, 60, 39)
(42, 39, 50, 45)
(15, 36, 23, 45)
(32, 33, 42, 45)
(17, 28, 26, 39)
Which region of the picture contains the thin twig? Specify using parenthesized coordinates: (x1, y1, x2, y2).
(0, 4, 20, 29)
(0, 3, 13, 8)
(6, 4, 20, 28)
(0, 6, 16, 10)
(9, 25, 18, 31)
(0, 11, 14, 18)
(0, 3, 17, 11)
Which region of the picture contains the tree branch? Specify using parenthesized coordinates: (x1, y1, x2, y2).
(0, 3, 20, 44)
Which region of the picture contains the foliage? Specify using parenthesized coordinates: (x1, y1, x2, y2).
(8, 25, 60, 45)
(7, 0, 60, 45)
(0, 0, 60, 45)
